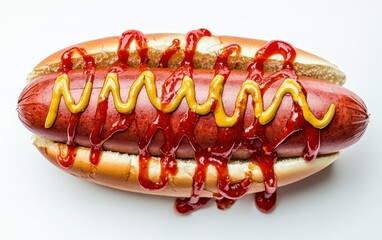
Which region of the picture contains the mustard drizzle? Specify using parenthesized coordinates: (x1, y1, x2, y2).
(45, 71, 335, 129)
(45, 74, 93, 128)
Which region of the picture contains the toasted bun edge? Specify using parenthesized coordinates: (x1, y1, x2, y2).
(33, 134, 339, 198)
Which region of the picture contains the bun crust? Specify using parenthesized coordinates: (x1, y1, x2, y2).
(28, 33, 345, 85)
(33, 135, 339, 197)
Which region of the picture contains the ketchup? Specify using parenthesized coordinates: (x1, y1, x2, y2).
(158, 39, 180, 68)
(57, 47, 95, 167)
(56, 29, 321, 214)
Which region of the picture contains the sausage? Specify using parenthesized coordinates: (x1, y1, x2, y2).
(17, 68, 368, 159)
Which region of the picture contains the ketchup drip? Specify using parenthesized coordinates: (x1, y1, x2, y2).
(89, 100, 135, 165)
(115, 30, 148, 67)
(182, 28, 211, 66)
(137, 111, 178, 190)
(211, 45, 251, 203)
(159, 39, 180, 68)
(57, 29, 323, 214)
(57, 47, 95, 167)
(175, 44, 253, 213)
(138, 29, 211, 192)
(243, 41, 319, 212)
(89, 31, 148, 166)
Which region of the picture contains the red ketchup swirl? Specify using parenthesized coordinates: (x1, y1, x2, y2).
(57, 47, 95, 167)
(138, 29, 212, 191)
(89, 30, 148, 166)
(58, 29, 321, 214)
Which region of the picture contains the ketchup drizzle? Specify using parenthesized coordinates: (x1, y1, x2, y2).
(138, 29, 211, 192)
(176, 44, 253, 212)
(159, 39, 180, 68)
(57, 29, 323, 214)
(89, 31, 149, 167)
(57, 47, 95, 167)
(116, 30, 148, 67)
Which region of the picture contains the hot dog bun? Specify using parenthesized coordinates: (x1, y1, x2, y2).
(33, 135, 339, 198)
(28, 33, 345, 85)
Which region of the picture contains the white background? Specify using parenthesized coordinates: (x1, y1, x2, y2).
(1, 0, 381, 239)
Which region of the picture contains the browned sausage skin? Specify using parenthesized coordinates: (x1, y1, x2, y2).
(17, 28, 368, 214)
(17, 68, 368, 159)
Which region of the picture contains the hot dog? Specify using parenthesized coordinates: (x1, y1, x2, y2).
(17, 29, 368, 214)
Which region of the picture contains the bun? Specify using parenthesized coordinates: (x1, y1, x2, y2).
(33, 135, 339, 198)
(28, 33, 345, 85)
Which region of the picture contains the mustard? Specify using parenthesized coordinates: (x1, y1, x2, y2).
(45, 71, 335, 129)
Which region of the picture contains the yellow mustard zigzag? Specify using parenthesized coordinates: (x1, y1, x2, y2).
(45, 70, 335, 129)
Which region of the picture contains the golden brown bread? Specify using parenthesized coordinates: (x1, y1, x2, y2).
(33, 135, 339, 197)
(28, 33, 346, 84)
